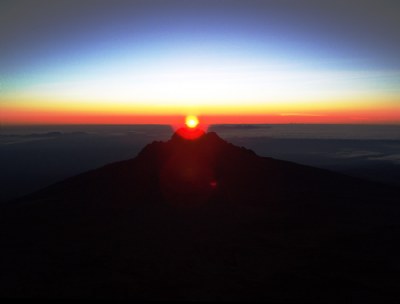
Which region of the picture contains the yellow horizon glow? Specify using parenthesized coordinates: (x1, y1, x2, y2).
(2, 93, 397, 116)
(9, 69, 396, 105)
(1, 59, 399, 125)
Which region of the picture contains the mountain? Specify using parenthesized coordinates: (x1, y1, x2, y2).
(1, 130, 400, 302)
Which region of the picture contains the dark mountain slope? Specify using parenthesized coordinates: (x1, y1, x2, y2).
(1, 131, 399, 302)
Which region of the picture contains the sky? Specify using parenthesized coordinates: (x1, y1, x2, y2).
(1, 0, 400, 125)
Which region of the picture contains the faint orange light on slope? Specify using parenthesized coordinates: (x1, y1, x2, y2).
(185, 115, 199, 128)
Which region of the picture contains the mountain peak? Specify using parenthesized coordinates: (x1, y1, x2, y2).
(170, 128, 229, 147)
(1, 130, 400, 301)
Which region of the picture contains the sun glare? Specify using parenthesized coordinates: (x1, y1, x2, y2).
(185, 115, 199, 129)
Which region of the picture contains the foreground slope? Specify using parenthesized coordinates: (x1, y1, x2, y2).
(1, 131, 399, 302)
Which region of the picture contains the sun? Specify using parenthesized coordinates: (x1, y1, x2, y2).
(185, 115, 199, 129)
(176, 115, 205, 140)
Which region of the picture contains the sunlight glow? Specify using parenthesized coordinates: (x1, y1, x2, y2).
(185, 115, 199, 128)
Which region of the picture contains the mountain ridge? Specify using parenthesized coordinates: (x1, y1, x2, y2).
(1, 131, 399, 302)
(15, 131, 395, 206)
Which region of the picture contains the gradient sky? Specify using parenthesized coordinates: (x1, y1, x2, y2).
(1, 0, 400, 124)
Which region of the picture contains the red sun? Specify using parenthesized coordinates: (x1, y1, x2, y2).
(176, 115, 205, 140)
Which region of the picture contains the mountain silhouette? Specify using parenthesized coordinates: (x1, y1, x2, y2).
(1, 130, 399, 302)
